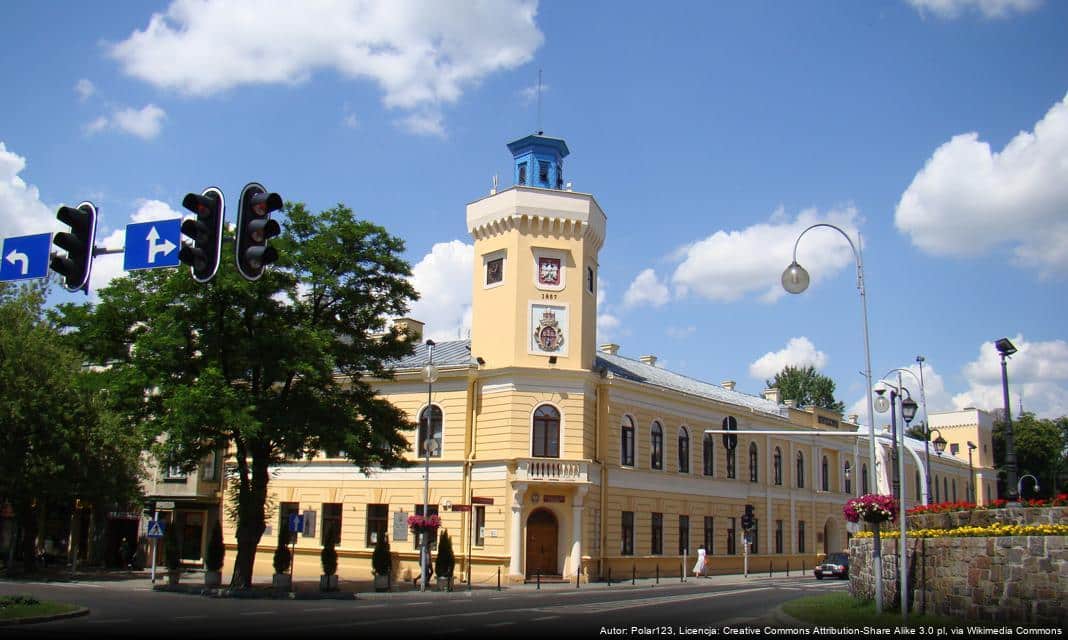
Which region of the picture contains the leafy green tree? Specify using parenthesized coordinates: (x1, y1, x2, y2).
(992, 412, 1067, 498)
(766, 365, 845, 414)
(0, 282, 141, 570)
(54, 203, 418, 588)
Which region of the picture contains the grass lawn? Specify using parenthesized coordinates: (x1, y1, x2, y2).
(783, 593, 961, 627)
(0, 594, 80, 621)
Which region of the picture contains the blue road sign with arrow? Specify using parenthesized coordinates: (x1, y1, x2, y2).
(124, 219, 181, 271)
(0, 232, 52, 282)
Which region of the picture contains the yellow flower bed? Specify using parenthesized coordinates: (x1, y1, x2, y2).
(853, 522, 1068, 539)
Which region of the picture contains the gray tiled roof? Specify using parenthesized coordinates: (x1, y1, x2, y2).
(596, 352, 788, 419)
(389, 339, 476, 369)
(387, 339, 787, 418)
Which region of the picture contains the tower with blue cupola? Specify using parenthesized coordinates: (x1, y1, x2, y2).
(507, 133, 569, 190)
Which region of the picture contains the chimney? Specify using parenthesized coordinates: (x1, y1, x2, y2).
(639, 355, 658, 367)
(784, 399, 797, 409)
(848, 414, 859, 424)
(721, 380, 736, 392)
(763, 387, 781, 404)
(599, 343, 620, 356)
(392, 318, 424, 341)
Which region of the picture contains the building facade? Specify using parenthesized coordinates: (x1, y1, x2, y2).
(220, 133, 988, 584)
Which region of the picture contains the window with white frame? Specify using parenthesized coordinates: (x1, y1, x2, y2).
(532, 404, 560, 458)
(621, 416, 635, 467)
(651, 422, 663, 470)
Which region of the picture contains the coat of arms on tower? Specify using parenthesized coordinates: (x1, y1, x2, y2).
(538, 257, 561, 286)
(533, 307, 565, 352)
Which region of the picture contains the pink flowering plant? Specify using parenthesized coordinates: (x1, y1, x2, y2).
(843, 494, 898, 524)
(407, 514, 441, 532)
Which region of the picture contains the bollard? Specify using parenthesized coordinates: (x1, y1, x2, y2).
(537, 569, 541, 590)
(656, 564, 660, 585)
(577, 569, 580, 589)
(769, 560, 772, 577)
(802, 560, 805, 573)
(497, 566, 501, 591)
(787, 560, 790, 577)
(608, 567, 612, 587)
(632, 565, 636, 585)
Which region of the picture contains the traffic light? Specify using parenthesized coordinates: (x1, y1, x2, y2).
(235, 182, 282, 281)
(50, 201, 98, 293)
(741, 504, 755, 531)
(178, 187, 225, 283)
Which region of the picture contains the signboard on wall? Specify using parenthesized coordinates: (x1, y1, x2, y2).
(393, 511, 408, 542)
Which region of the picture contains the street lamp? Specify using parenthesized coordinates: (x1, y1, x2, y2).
(967, 442, 977, 504)
(995, 338, 1018, 500)
(874, 377, 917, 619)
(421, 339, 439, 592)
(782, 223, 884, 613)
(1017, 474, 1040, 499)
(916, 356, 933, 503)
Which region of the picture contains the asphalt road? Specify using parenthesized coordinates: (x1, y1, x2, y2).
(1, 573, 846, 639)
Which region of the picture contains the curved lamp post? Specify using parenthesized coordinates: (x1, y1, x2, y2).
(421, 340, 439, 592)
(782, 223, 883, 613)
(967, 442, 978, 503)
(1017, 474, 1040, 499)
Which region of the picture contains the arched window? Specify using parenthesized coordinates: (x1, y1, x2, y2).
(702, 433, 714, 476)
(651, 422, 663, 470)
(532, 404, 560, 458)
(748, 442, 759, 482)
(796, 451, 805, 489)
(726, 445, 737, 479)
(821, 456, 829, 491)
(418, 405, 443, 457)
(723, 416, 737, 479)
(621, 416, 635, 467)
(861, 464, 869, 494)
(678, 427, 690, 473)
(773, 448, 783, 485)
(844, 461, 852, 494)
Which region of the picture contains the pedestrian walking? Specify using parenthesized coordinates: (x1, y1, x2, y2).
(692, 544, 707, 577)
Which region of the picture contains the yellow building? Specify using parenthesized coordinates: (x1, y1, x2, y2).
(221, 133, 987, 584)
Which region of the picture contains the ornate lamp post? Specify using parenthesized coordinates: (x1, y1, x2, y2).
(995, 338, 1019, 500)
(421, 339, 439, 592)
(782, 223, 884, 613)
(874, 375, 917, 619)
(1017, 474, 1040, 499)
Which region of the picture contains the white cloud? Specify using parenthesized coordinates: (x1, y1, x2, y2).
(408, 240, 473, 342)
(895, 94, 1068, 278)
(109, 0, 543, 136)
(0, 142, 55, 240)
(907, 0, 1041, 19)
(520, 81, 548, 105)
(89, 199, 185, 294)
(748, 337, 829, 381)
(952, 336, 1068, 419)
(595, 276, 627, 344)
(623, 268, 670, 308)
(75, 78, 96, 101)
(396, 110, 445, 138)
(671, 206, 860, 303)
(85, 104, 167, 140)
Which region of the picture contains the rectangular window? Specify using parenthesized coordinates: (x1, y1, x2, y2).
(621, 511, 634, 556)
(414, 505, 439, 550)
(475, 506, 486, 547)
(678, 515, 690, 556)
(703, 516, 714, 555)
(651, 513, 663, 555)
(485, 256, 504, 286)
(538, 160, 549, 184)
(727, 517, 737, 555)
(364, 504, 387, 547)
(798, 521, 806, 554)
(518, 163, 527, 185)
(200, 450, 219, 481)
(164, 464, 187, 482)
(775, 520, 784, 554)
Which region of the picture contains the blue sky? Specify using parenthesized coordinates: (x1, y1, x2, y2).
(1, 0, 1066, 422)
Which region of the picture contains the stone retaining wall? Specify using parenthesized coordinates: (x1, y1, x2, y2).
(849, 507, 1067, 625)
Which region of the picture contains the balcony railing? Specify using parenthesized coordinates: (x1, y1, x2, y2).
(515, 458, 589, 483)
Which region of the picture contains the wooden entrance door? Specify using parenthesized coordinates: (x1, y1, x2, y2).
(525, 509, 558, 576)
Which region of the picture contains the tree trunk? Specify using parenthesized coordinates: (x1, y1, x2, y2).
(229, 451, 269, 589)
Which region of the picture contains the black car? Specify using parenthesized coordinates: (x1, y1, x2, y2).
(814, 552, 849, 579)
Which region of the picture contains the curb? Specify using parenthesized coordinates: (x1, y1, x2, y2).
(0, 606, 90, 626)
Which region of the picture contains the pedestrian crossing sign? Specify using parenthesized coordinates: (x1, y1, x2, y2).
(147, 520, 165, 538)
